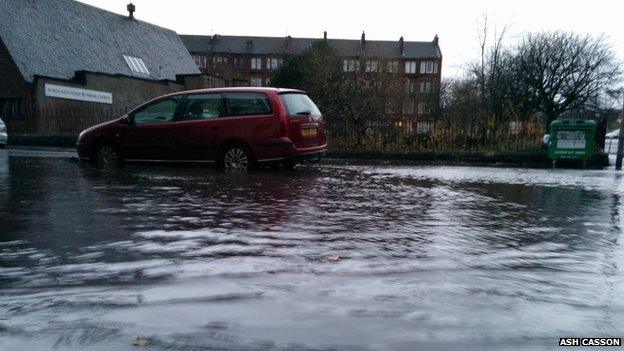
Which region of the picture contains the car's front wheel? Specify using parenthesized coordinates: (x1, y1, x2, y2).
(94, 143, 121, 167)
(221, 144, 253, 172)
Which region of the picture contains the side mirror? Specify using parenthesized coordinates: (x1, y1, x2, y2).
(121, 115, 132, 125)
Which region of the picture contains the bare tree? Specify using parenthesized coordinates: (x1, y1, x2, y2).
(469, 14, 516, 122)
(515, 31, 622, 127)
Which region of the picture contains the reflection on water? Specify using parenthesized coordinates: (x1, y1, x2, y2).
(0, 149, 623, 350)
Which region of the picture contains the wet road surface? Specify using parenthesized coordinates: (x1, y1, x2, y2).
(0, 148, 623, 350)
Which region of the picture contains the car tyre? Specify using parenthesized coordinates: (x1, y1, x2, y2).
(283, 160, 297, 170)
(221, 144, 254, 172)
(94, 142, 121, 167)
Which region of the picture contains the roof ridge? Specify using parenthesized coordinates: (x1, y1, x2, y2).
(72, 0, 178, 34)
(179, 33, 435, 44)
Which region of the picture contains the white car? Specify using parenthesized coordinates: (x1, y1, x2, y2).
(0, 118, 7, 148)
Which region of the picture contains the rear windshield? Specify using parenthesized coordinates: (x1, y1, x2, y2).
(280, 94, 322, 116)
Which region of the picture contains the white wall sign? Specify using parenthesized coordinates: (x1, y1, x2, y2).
(44, 84, 113, 105)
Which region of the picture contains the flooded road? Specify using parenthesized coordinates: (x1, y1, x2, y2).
(1, 148, 623, 350)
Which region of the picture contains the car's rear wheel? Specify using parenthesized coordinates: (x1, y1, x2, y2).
(94, 143, 120, 167)
(221, 144, 253, 172)
(283, 160, 297, 170)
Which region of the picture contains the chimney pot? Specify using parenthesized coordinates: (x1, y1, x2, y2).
(127, 3, 135, 19)
(360, 31, 366, 50)
(323, 31, 327, 40)
(399, 36, 404, 56)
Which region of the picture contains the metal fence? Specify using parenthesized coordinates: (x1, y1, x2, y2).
(326, 116, 546, 153)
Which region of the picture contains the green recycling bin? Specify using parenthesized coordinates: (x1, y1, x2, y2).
(548, 119, 596, 166)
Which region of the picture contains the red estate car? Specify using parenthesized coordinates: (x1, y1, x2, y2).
(76, 87, 327, 170)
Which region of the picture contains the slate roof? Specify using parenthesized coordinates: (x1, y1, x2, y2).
(180, 34, 442, 59)
(0, 0, 200, 83)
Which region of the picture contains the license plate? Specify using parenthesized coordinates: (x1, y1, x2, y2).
(301, 128, 317, 137)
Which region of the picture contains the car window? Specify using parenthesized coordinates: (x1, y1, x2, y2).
(225, 93, 272, 117)
(280, 93, 321, 116)
(133, 98, 179, 125)
(181, 94, 223, 120)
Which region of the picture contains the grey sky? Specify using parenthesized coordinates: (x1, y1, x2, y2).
(78, 0, 624, 79)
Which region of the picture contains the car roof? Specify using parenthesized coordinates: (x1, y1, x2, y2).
(165, 87, 306, 98)
(125, 87, 308, 115)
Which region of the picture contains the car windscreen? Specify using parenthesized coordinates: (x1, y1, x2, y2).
(279, 94, 321, 117)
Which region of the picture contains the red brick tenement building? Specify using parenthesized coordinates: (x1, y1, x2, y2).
(180, 33, 442, 126)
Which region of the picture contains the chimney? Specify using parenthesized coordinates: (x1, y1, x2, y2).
(433, 34, 439, 45)
(323, 31, 327, 40)
(399, 36, 404, 56)
(127, 3, 135, 19)
(284, 35, 293, 53)
(360, 31, 366, 50)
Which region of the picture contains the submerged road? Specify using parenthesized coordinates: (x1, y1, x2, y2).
(0, 147, 623, 350)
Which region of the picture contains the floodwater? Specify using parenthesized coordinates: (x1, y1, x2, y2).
(0, 148, 623, 351)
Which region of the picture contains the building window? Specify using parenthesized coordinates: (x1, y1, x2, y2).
(365, 60, 379, 72)
(192, 55, 201, 68)
(419, 81, 433, 93)
(343, 59, 359, 72)
(385, 101, 395, 114)
(402, 100, 415, 115)
(191, 54, 209, 68)
(405, 61, 417, 74)
(0, 98, 22, 118)
(420, 61, 438, 74)
(417, 121, 435, 134)
(509, 121, 521, 135)
(233, 57, 244, 70)
(266, 57, 283, 70)
(212, 56, 228, 67)
(418, 102, 433, 114)
(386, 61, 398, 73)
(123, 55, 150, 75)
(405, 80, 415, 94)
(251, 57, 262, 70)
(200, 75, 224, 88)
(250, 77, 262, 87)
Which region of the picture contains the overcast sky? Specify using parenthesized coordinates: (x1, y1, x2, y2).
(78, 0, 624, 79)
